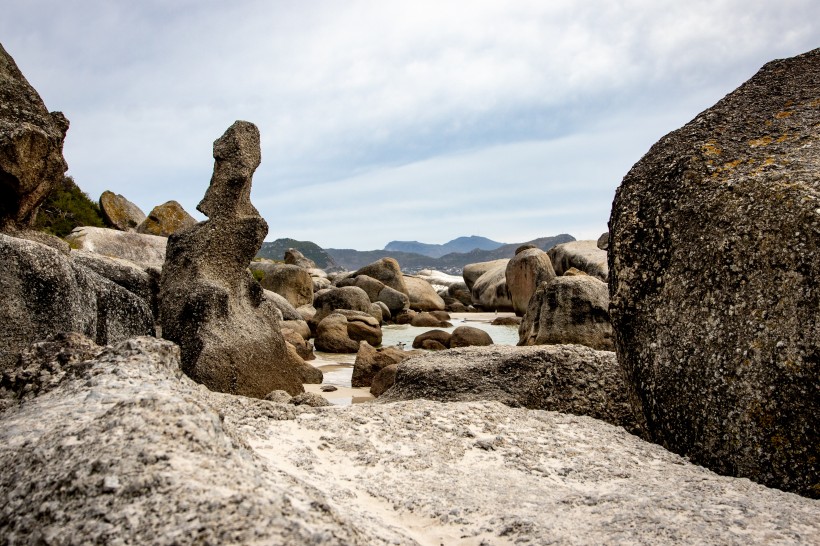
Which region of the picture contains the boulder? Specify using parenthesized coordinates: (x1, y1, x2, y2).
(136, 200, 197, 237)
(462, 259, 508, 292)
(288, 391, 331, 407)
(379, 344, 642, 434)
(447, 281, 472, 306)
(284, 344, 322, 384)
(296, 304, 316, 322)
(282, 328, 314, 361)
(2, 335, 817, 544)
(65, 226, 167, 269)
(609, 48, 820, 498)
(337, 274, 384, 300)
(335, 310, 382, 347)
(596, 231, 609, 251)
(351, 341, 411, 387)
(548, 240, 608, 281)
(519, 276, 614, 351)
(449, 326, 493, 348)
(159, 121, 304, 397)
(0, 44, 69, 231)
(505, 247, 556, 315)
(470, 261, 512, 311)
(393, 309, 416, 325)
(284, 248, 316, 269)
(376, 285, 409, 315)
(410, 312, 451, 328)
(71, 250, 159, 317)
(313, 286, 372, 322)
(280, 320, 311, 341)
(251, 263, 313, 308)
(403, 275, 446, 311)
(262, 289, 303, 321)
(373, 300, 391, 321)
(354, 257, 407, 295)
(314, 313, 359, 353)
(412, 329, 451, 350)
(492, 316, 522, 326)
(0, 234, 155, 371)
(98, 191, 146, 232)
(414, 269, 464, 289)
(369, 363, 399, 397)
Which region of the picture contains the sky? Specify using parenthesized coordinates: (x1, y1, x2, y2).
(2, 1, 818, 250)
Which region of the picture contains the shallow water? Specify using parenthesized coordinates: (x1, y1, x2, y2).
(309, 312, 519, 405)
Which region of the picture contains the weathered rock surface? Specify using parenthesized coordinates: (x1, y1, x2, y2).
(519, 276, 614, 351)
(98, 191, 146, 232)
(548, 240, 608, 281)
(315, 313, 360, 353)
(470, 260, 513, 311)
(505, 247, 556, 316)
(403, 275, 446, 311)
(410, 312, 451, 328)
(462, 258, 508, 291)
(609, 48, 820, 498)
(71, 250, 159, 317)
(284, 247, 316, 268)
(65, 226, 167, 269)
(351, 341, 412, 387)
(411, 329, 452, 350)
(1, 335, 818, 544)
(0, 43, 69, 231)
(380, 344, 642, 434)
(251, 262, 313, 308)
(136, 200, 197, 237)
(160, 121, 304, 397)
(370, 363, 399, 396)
(313, 286, 373, 323)
(0, 234, 154, 371)
(449, 325, 493, 348)
(354, 257, 408, 295)
(262, 289, 303, 321)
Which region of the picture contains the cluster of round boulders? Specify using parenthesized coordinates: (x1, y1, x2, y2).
(412, 326, 493, 351)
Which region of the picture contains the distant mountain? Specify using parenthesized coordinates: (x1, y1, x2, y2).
(384, 235, 505, 258)
(256, 238, 341, 271)
(326, 234, 576, 273)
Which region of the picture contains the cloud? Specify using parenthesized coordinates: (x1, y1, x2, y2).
(2, 0, 819, 249)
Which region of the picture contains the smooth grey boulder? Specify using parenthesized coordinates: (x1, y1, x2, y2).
(65, 226, 167, 269)
(380, 344, 642, 434)
(136, 200, 197, 237)
(449, 325, 493, 348)
(403, 275, 446, 311)
(160, 121, 304, 398)
(0, 234, 154, 371)
(470, 260, 512, 311)
(0, 43, 69, 231)
(1, 335, 818, 544)
(505, 247, 556, 316)
(99, 191, 146, 232)
(251, 262, 313, 308)
(519, 276, 614, 351)
(462, 258, 508, 292)
(548, 240, 608, 281)
(609, 48, 820, 498)
(313, 286, 373, 323)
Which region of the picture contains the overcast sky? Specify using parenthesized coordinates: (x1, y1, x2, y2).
(2, 1, 818, 249)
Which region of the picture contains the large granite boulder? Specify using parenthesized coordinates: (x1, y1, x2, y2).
(519, 276, 614, 351)
(403, 275, 446, 311)
(548, 240, 608, 281)
(71, 250, 159, 317)
(353, 257, 408, 295)
(379, 344, 642, 434)
(313, 286, 373, 323)
(470, 260, 513, 311)
(65, 226, 167, 269)
(98, 191, 146, 232)
(449, 325, 493, 348)
(159, 121, 304, 398)
(351, 341, 412, 387)
(314, 313, 360, 353)
(609, 49, 820, 498)
(3, 335, 818, 544)
(462, 258, 508, 291)
(250, 262, 313, 308)
(0, 234, 154, 371)
(0, 44, 69, 231)
(284, 248, 316, 268)
(136, 200, 197, 237)
(505, 247, 556, 316)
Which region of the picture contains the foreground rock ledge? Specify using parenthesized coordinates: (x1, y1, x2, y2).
(1, 336, 817, 544)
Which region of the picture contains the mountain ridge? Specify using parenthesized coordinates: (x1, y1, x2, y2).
(384, 235, 505, 258)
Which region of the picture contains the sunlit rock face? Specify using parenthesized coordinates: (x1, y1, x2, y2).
(609, 48, 820, 498)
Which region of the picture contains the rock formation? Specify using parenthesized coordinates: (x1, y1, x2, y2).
(65, 226, 167, 269)
(469, 260, 512, 311)
(505, 247, 556, 315)
(284, 247, 316, 268)
(0, 44, 69, 231)
(159, 121, 304, 397)
(98, 191, 146, 231)
(403, 275, 446, 311)
(609, 48, 820, 497)
(137, 200, 197, 237)
(519, 276, 614, 350)
(548, 240, 608, 281)
(249, 262, 313, 308)
(3, 335, 817, 543)
(351, 341, 412, 387)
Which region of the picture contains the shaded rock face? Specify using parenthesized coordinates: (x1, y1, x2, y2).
(379, 344, 643, 434)
(609, 49, 820, 498)
(71, 250, 159, 318)
(470, 261, 513, 311)
(4, 336, 817, 544)
(65, 226, 167, 269)
(369, 363, 398, 396)
(462, 258, 508, 291)
(0, 44, 69, 231)
(505, 247, 556, 316)
(548, 240, 608, 281)
(136, 200, 197, 237)
(99, 191, 146, 232)
(0, 234, 155, 371)
(250, 262, 313, 308)
(160, 121, 304, 398)
(351, 342, 411, 387)
(519, 276, 614, 351)
(284, 248, 316, 268)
